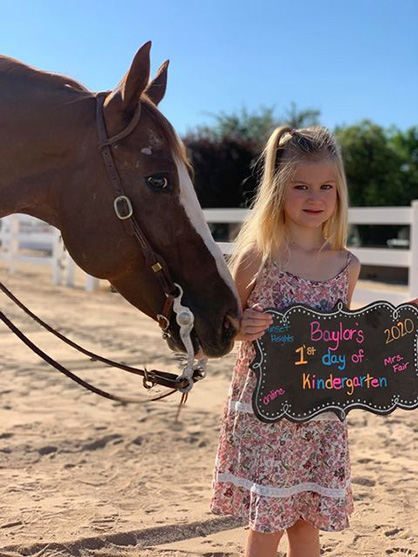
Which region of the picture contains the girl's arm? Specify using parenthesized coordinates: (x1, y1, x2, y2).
(347, 254, 361, 308)
(233, 248, 273, 342)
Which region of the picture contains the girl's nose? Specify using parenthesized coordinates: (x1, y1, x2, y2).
(307, 192, 321, 203)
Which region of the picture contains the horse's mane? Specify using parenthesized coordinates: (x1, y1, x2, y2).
(0, 56, 91, 94)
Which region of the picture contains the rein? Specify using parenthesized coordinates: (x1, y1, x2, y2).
(0, 93, 207, 404)
(0, 282, 204, 403)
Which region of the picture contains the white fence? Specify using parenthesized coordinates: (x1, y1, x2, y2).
(0, 215, 98, 291)
(1, 201, 417, 304)
(203, 202, 418, 305)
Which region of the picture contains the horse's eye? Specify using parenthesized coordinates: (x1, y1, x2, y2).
(145, 175, 169, 190)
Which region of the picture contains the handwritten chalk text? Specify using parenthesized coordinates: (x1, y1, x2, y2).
(310, 320, 364, 351)
(302, 372, 388, 396)
(263, 388, 286, 406)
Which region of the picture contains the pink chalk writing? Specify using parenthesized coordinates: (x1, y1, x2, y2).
(263, 388, 286, 406)
(310, 320, 364, 351)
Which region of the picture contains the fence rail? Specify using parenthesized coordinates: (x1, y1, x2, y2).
(0, 215, 98, 291)
(203, 202, 418, 305)
(1, 200, 417, 304)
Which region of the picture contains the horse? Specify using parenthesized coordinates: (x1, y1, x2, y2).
(0, 42, 241, 360)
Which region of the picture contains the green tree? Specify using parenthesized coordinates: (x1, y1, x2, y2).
(389, 126, 418, 204)
(185, 104, 323, 209)
(335, 120, 406, 206)
(195, 103, 321, 148)
(183, 130, 256, 208)
(283, 102, 321, 129)
(194, 106, 277, 150)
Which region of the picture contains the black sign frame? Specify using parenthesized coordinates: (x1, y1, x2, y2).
(250, 300, 418, 423)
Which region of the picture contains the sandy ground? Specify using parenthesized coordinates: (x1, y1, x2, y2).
(0, 261, 417, 557)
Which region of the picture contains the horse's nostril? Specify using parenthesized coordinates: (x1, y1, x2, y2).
(223, 312, 240, 338)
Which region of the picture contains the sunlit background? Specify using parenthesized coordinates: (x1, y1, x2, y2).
(1, 0, 416, 134)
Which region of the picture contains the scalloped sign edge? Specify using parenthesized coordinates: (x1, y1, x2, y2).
(250, 300, 418, 423)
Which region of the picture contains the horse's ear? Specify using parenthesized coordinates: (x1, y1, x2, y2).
(144, 60, 169, 106)
(106, 42, 152, 116)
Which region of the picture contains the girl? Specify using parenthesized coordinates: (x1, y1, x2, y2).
(210, 126, 361, 557)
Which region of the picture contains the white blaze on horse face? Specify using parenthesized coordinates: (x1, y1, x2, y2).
(175, 159, 239, 304)
(141, 147, 152, 155)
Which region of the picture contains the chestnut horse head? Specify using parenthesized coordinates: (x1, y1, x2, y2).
(0, 42, 241, 358)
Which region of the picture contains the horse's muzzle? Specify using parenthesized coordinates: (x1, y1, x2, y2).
(164, 308, 240, 359)
(223, 311, 240, 342)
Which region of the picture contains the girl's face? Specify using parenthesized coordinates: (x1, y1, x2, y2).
(284, 160, 338, 230)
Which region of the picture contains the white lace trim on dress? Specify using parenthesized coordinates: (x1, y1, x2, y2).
(228, 400, 253, 413)
(228, 400, 338, 421)
(215, 472, 351, 499)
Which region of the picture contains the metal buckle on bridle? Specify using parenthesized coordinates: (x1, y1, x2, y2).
(156, 313, 170, 338)
(114, 195, 134, 220)
(142, 368, 156, 390)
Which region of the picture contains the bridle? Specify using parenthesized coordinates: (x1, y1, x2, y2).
(96, 93, 178, 332)
(0, 93, 206, 404)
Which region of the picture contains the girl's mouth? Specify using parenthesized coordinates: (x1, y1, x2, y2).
(303, 209, 323, 214)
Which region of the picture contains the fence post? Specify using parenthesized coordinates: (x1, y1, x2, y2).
(0, 217, 6, 256)
(52, 228, 63, 285)
(9, 215, 19, 274)
(0, 216, 10, 266)
(86, 275, 99, 292)
(66, 253, 76, 287)
(409, 200, 418, 299)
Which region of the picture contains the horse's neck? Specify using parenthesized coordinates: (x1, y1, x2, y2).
(0, 74, 94, 227)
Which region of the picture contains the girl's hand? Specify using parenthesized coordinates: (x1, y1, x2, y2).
(235, 303, 273, 342)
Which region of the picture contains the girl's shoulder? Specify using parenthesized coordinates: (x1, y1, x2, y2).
(324, 245, 360, 271)
(233, 245, 264, 278)
(272, 245, 360, 283)
(330, 248, 361, 283)
(233, 245, 265, 308)
(343, 248, 360, 269)
(344, 249, 361, 306)
(345, 249, 361, 284)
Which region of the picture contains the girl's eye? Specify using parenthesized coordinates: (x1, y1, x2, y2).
(145, 175, 169, 190)
(321, 184, 334, 190)
(294, 185, 308, 190)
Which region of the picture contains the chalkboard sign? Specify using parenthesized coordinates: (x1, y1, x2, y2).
(250, 300, 418, 423)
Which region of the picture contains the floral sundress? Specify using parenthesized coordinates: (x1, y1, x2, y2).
(210, 252, 354, 533)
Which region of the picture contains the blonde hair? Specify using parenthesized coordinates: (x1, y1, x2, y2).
(230, 125, 349, 272)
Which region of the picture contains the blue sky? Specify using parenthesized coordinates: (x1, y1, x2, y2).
(1, 0, 416, 135)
